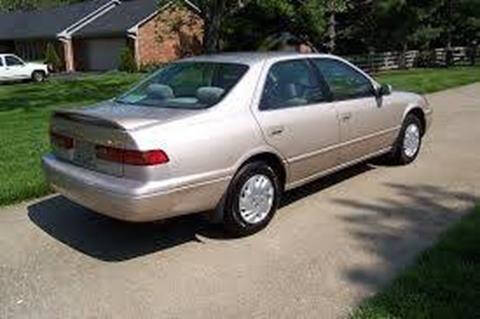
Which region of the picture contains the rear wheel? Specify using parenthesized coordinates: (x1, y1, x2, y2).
(223, 161, 281, 236)
(32, 71, 45, 83)
(390, 114, 423, 165)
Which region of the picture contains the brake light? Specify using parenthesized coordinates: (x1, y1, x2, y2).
(50, 131, 73, 149)
(95, 145, 169, 166)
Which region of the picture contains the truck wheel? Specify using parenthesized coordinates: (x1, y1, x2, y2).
(32, 71, 46, 83)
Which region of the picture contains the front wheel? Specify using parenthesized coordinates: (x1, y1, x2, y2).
(390, 114, 423, 165)
(32, 71, 46, 83)
(223, 162, 281, 236)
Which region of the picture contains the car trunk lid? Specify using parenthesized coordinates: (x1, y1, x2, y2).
(50, 101, 200, 177)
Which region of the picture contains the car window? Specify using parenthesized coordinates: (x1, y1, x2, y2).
(5, 56, 24, 66)
(168, 63, 214, 96)
(0, 58, 3, 67)
(312, 58, 374, 101)
(260, 60, 328, 110)
(115, 62, 249, 109)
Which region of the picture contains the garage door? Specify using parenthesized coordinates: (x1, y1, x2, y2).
(84, 38, 126, 71)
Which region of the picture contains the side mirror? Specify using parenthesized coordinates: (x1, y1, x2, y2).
(376, 84, 392, 97)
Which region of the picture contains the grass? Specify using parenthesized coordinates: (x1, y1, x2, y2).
(375, 65, 480, 94)
(0, 72, 142, 206)
(0, 65, 479, 207)
(352, 206, 480, 319)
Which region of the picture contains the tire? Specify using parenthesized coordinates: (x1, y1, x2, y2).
(390, 114, 423, 165)
(32, 71, 45, 83)
(223, 161, 281, 236)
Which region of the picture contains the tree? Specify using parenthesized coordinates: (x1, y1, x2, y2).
(160, 0, 250, 53)
(118, 47, 137, 73)
(44, 42, 63, 72)
(322, 0, 349, 53)
(222, 0, 326, 51)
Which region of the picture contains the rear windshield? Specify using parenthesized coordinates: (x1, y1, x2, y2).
(115, 62, 249, 109)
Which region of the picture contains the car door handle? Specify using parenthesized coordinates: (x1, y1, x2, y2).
(340, 112, 352, 121)
(268, 125, 284, 136)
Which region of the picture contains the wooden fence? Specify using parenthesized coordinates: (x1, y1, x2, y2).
(345, 46, 480, 73)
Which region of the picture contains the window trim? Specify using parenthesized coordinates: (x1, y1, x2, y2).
(259, 58, 332, 112)
(310, 57, 376, 102)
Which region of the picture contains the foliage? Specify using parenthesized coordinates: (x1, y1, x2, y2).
(375, 65, 480, 94)
(155, 6, 203, 58)
(44, 42, 63, 72)
(138, 62, 166, 73)
(352, 206, 480, 319)
(118, 47, 137, 73)
(160, 0, 251, 53)
(222, 0, 326, 52)
(322, 0, 349, 53)
(414, 50, 438, 68)
(3, 0, 480, 57)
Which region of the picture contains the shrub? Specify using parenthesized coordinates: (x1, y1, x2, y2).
(415, 50, 438, 68)
(44, 43, 63, 72)
(138, 62, 165, 73)
(118, 47, 137, 73)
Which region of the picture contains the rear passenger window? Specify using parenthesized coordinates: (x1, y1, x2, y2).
(260, 60, 328, 110)
(0, 58, 3, 67)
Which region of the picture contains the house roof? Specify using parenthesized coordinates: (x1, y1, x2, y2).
(73, 0, 159, 38)
(0, 0, 199, 41)
(0, 0, 113, 41)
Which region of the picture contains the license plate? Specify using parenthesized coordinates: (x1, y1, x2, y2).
(73, 140, 96, 168)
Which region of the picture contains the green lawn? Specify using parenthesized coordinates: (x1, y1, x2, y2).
(0, 66, 479, 207)
(0, 72, 142, 206)
(375, 66, 480, 94)
(352, 206, 480, 319)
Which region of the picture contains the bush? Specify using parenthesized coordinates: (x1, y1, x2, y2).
(138, 62, 165, 73)
(415, 50, 437, 68)
(118, 47, 137, 73)
(44, 43, 63, 72)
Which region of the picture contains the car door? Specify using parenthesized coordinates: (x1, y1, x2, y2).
(0, 56, 6, 81)
(253, 58, 340, 187)
(311, 58, 399, 164)
(4, 55, 30, 80)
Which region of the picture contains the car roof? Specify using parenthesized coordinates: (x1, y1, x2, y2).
(179, 51, 334, 66)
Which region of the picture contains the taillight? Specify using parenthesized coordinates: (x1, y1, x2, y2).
(95, 145, 169, 166)
(50, 131, 73, 149)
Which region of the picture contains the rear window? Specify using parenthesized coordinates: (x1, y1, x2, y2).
(116, 62, 249, 109)
(0, 58, 3, 67)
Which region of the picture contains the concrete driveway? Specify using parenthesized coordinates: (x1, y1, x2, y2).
(1, 83, 479, 319)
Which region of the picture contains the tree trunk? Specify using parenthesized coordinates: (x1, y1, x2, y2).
(327, 12, 336, 53)
(202, 5, 223, 54)
(399, 42, 408, 69)
(445, 0, 453, 67)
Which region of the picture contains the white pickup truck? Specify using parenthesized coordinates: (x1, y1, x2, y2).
(0, 54, 49, 83)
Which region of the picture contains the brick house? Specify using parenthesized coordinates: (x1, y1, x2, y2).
(0, 0, 203, 71)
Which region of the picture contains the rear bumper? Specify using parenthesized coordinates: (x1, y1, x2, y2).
(42, 154, 230, 222)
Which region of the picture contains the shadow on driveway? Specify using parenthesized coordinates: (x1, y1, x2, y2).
(28, 163, 373, 262)
(334, 183, 478, 290)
